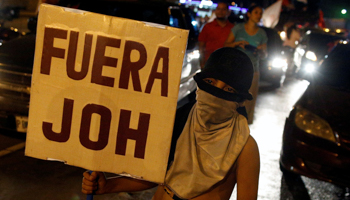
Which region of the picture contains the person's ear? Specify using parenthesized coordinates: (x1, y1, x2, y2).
(226, 10, 231, 17)
(247, 12, 251, 19)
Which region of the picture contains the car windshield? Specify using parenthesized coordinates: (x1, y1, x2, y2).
(316, 43, 350, 89)
(307, 33, 344, 53)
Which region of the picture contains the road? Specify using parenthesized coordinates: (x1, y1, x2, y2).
(0, 76, 348, 200)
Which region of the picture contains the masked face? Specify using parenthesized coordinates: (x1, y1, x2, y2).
(203, 78, 237, 94)
(195, 78, 242, 126)
(196, 88, 238, 126)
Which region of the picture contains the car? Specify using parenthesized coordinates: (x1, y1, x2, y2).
(259, 26, 287, 88)
(280, 41, 350, 187)
(293, 29, 345, 80)
(0, 0, 201, 133)
(0, 6, 26, 44)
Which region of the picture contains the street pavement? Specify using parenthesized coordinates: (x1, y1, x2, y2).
(0, 76, 348, 200)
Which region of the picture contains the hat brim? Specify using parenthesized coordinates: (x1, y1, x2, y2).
(194, 73, 253, 102)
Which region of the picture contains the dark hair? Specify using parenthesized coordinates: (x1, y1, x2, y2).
(246, 5, 263, 20)
(216, 1, 229, 10)
(247, 5, 263, 14)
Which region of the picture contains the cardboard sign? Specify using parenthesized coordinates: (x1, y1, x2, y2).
(25, 4, 188, 183)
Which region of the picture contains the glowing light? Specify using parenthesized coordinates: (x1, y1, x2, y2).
(187, 50, 200, 61)
(191, 20, 198, 27)
(305, 63, 315, 73)
(305, 51, 317, 61)
(336, 29, 341, 33)
(296, 47, 305, 56)
(341, 9, 347, 15)
(200, 0, 213, 7)
(324, 28, 330, 32)
(271, 57, 287, 69)
(181, 63, 192, 79)
(280, 31, 286, 41)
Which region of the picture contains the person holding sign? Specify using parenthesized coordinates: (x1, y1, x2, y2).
(82, 47, 260, 200)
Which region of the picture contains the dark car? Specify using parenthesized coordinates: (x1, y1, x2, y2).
(0, 6, 25, 43)
(293, 29, 345, 80)
(259, 26, 287, 88)
(0, 0, 200, 133)
(280, 41, 350, 187)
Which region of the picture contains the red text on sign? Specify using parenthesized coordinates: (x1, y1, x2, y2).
(40, 27, 169, 97)
(42, 98, 150, 159)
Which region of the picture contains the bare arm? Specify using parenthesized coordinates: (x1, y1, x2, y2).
(236, 136, 260, 200)
(224, 32, 248, 48)
(82, 171, 158, 195)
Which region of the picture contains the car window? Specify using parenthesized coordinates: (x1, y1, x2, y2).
(309, 33, 344, 51)
(317, 43, 350, 88)
(168, 7, 186, 29)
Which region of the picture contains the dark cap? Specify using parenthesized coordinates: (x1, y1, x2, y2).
(194, 47, 254, 101)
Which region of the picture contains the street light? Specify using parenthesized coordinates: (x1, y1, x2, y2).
(341, 9, 347, 15)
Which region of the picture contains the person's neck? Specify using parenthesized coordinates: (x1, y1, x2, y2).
(245, 20, 258, 30)
(216, 18, 227, 27)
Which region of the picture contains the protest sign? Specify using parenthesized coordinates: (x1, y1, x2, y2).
(25, 4, 188, 183)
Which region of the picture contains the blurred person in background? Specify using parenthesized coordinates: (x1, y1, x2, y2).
(198, 2, 234, 69)
(224, 5, 267, 124)
(283, 23, 300, 76)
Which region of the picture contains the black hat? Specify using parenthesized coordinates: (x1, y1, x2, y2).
(194, 47, 254, 102)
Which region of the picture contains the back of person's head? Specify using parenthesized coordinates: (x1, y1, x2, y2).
(194, 47, 254, 102)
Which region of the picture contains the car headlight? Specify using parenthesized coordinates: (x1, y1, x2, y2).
(294, 107, 336, 142)
(305, 63, 316, 73)
(271, 57, 287, 68)
(305, 51, 317, 61)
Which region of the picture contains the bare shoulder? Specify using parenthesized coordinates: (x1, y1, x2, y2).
(245, 136, 259, 152)
(238, 135, 259, 164)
